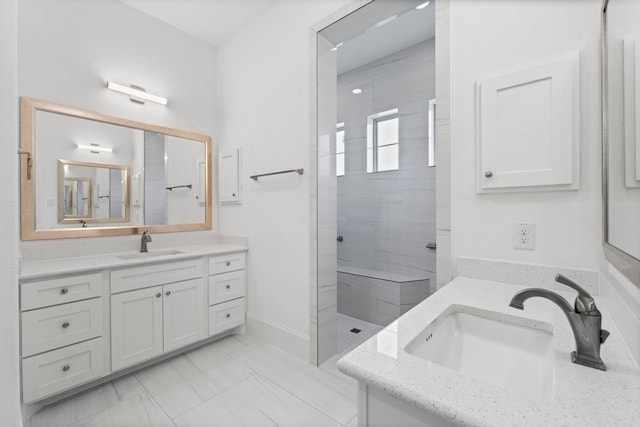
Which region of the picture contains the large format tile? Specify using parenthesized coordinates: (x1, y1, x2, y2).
(174, 375, 342, 427)
(135, 355, 219, 419)
(184, 341, 254, 391)
(67, 392, 174, 427)
(25, 376, 146, 427)
(233, 343, 357, 425)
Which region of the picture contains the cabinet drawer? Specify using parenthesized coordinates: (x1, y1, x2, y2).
(21, 273, 102, 311)
(209, 253, 246, 275)
(209, 298, 245, 336)
(208, 271, 245, 305)
(22, 298, 103, 357)
(111, 259, 204, 294)
(22, 337, 104, 404)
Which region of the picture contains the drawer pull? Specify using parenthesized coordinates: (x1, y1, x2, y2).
(166, 291, 171, 296)
(62, 322, 70, 329)
(60, 288, 69, 295)
(226, 313, 231, 318)
(226, 261, 231, 266)
(62, 365, 70, 372)
(226, 285, 231, 290)
(156, 293, 161, 298)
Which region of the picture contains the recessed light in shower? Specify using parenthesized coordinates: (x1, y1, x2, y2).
(352, 88, 362, 94)
(416, 1, 430, 9)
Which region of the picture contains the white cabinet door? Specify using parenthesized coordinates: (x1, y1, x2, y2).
(111, 286, 163, 371)
(219, 148, 241, 204)
(477, 52, 579, 192)
(163, 279, 206, 352)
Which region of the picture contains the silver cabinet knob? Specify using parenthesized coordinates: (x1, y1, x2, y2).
(156, 293, 161, 298)
(60, 288, 69, 295)
(226, 261, 231, 266)
(62, 322, 70, 329)
(166, 290, 171, 296)
(62, 365, 70, 372)
(484, 171, 493, 178)
(226, 313, 231, 318)
(226, 284, 231, 290)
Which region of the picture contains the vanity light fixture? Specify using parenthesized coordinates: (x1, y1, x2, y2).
(352, 88, 362, 94)
(77, 143, 113, 154)
(416, 1, 430, 10)
(106, 81, 168, 106)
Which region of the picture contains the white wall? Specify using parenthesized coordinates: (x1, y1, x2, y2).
(449, 0, 602, 272)
(216, 0, 352, 359)
(0, 0, 23, 422)
(337, 39, 436, 282)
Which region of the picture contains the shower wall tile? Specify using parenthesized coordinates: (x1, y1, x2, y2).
(337, 39, 436, 284)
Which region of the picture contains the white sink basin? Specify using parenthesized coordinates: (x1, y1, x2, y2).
(117, 249, 184, 259)
(404, 305, 554, 401)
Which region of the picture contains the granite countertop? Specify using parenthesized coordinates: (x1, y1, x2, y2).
(19, 242, 248, 281)
(337, 277, 640, 427)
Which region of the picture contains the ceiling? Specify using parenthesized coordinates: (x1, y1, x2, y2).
(121, 0, 278, 47)
(120, 0, 435, 74)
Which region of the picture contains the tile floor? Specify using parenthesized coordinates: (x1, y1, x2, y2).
(24, 315, 381, 427)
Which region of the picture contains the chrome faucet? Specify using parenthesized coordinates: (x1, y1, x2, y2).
(140, 230, 152, 253)
(509, 273, 610, 371)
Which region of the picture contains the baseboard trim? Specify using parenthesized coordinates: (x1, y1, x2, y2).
(246, 313, 310, 362)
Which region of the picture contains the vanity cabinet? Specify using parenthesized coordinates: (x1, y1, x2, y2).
(19, 248, 248, 404)
(20, 272, 106, 404)
(208, 253, 246, 336)
(110, 260, 206, 371)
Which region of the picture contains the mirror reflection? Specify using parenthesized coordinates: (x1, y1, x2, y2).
(62, 177, 91, 218)
(20, 98, 212, 240)
(604, 0, 640, 263)
(58, 160, 129, 224)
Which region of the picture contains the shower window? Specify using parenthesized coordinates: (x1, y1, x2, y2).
(367, 109, 399, 173)
(337, 122, 345, 177)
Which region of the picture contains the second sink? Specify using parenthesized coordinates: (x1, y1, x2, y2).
(404, 304, 554, 401)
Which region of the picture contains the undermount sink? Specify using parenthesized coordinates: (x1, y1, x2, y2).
(117, 249, 184, 259)
(404, 305, 554, 401)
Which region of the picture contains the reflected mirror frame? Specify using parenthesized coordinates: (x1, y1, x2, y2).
(602, 0, 640, 286)
(20, 97, 213, 240)
(57, 159, 130, 224)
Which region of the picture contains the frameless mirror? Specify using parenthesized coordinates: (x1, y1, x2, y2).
(603, 0, 640, 286)
(20, 98, 212, 240)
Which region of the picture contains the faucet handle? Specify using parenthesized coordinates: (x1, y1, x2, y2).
(555, 274, 599, 314)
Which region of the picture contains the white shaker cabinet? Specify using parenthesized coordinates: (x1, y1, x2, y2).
(219, 148, 241, 204)
(20, 247, 247, 404)
(111, 286, 163, 371)
(476, 52, 580, 192)
(111, 257, 207, 372)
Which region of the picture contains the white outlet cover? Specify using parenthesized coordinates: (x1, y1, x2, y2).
(513, 222, 536, 250)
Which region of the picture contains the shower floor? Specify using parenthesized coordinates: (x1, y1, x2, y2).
(337, 313, 384, 355)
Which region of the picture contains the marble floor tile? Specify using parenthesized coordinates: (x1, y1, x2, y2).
(134, 354, 219, 419)
(25, 377, 146, 427)
(67, 392, 174, 427)
(173, 375, 342, 427)
(233, 343, 357, 425)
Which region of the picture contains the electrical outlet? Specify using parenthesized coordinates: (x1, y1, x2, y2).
(513, 222, 535, 250)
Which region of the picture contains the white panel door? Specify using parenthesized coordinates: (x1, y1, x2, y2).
(111, 286, 163, 371)
(163, 278, 206, 352)
(219, 148, 241, 203)
(477, 52, 579, 191)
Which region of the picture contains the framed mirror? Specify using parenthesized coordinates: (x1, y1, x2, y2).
(20, 97, 212, 240)
(58, 159, 130, 224)
(603, 0, 640, 286)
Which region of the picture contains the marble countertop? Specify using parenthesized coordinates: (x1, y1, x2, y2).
(337, 277, 640, 427)
(19, 242, 248, 281)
